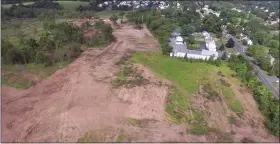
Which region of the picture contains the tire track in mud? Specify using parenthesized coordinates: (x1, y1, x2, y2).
(58, 40, 124, 141)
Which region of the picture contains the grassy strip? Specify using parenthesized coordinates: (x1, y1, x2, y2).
(189, 126, 233, 142)
(126, 118, 141, 126)
(2, 61, 70, 89)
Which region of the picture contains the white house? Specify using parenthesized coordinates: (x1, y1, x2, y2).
(175, 36, 184, 45)
(205, 37, 217, 51)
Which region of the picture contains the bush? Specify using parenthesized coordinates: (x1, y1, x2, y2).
(109, 14, 118, 22)
(35, 51, 48, 63)
(81, 21, 91, 29)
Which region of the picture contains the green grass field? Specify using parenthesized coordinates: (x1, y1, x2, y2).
(132, 51, 235, 94)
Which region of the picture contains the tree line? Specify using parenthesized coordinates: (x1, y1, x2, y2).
(1, 19, 114, 66)
(1, 1, 62, 19)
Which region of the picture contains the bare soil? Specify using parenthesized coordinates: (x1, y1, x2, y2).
(194, 76, 278, 142)
(2, 24, 160, 142)
(1, 24, 278, 143)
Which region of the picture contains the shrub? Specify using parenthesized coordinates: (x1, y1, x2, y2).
(189, 125, 209, 135)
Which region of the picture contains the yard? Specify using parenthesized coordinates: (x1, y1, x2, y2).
(187, 33, 205, 50)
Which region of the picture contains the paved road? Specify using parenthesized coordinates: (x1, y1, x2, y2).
(224, 31, 279, 99)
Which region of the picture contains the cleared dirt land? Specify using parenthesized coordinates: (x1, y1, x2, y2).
(2, 24, 278, 142)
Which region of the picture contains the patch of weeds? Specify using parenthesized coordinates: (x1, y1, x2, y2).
(220, 78, 231, 87)
(127, 75, 145, 86)
(217, 71, 225, 77)
(189, 126, 233, 142)
(205, 128, 234, 142)
(166, 86, 205, 124)
(223, 107, 228, 114)
(213, 129, 233, 142)
(116, 134, 125, 142)
(241, 137, 255, 143)
(126, 117, 141, 126)
(189, 125, 209, 135)
(2, 73, 36, 89)
(202, 83, 220, 100)
(78, 132, 95, 143)
(193, 109, 203, 123)
(166, 87, 190, 123)
(229, 100, 243, 116)
(116, 54, 132, 66)
(222, 86, 244, 117)
(112, 60, 146, 88)
(228, 115, 239, 126)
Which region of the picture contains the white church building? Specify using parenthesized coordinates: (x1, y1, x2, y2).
(169, 29, 219, 60)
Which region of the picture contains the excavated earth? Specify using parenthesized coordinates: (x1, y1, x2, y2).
(1, 24, 278, 142)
